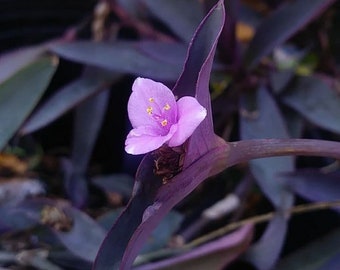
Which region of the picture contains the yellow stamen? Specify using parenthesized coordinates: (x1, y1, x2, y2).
(163, 103, 171, 110)
(149, 97, 154, 102)
(146, 106, 153, 115)
(161, 119, 168, 126)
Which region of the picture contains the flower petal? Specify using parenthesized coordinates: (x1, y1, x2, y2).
(128, 78, 177, 129)
(125, 125, 177, 155)
(168, 96, 207, 147)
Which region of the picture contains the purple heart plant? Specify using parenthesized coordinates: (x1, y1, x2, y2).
(93, 1, 340, 269)
(1, 1, 339, 270)
(125, 77, 207, 155)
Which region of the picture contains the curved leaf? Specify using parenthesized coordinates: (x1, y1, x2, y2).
(143, 0, 204, 43)
(281, 75, 340, 135)
(0, 57, 57, 150)
(0, 44, 46, 84)
(244, 213, 287, 270)
(21, 68, 116, 135)
(282, 170, 340, 204)
(93, 145, 228, 269)
(136, 41, 187, 65)
(93, 2, 226, 269)
(244, 0, 336, 68)
(173, 0, 225, 164)
(134, 225, 253, 270)
(16, 198, 106, 262)
(240, 86, 294, 209)
(66, 89, 110, 207)
(50, 41, 181, 81)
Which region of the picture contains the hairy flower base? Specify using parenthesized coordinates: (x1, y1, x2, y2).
(125, 78, 207, 155)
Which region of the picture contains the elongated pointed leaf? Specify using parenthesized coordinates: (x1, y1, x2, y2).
(143, 0, 204, 43)
(240, 86, 294, 209)
(134, 225, 253, 270)
(281, 75, 340, 135)
(240, 87, 293, 270)
(0, 45, 46, 84)
(16, 198, 106, 262)
(173, 0, 225, 164)
(282, 170, 340, 203)
(244, 213, 287, 270)
(0, 57, 57, 150)
(22, 68, 117, 135)
(136, 41, 187, 65)
(50, 41, 181, 81)
(93, 154, 162, 270)
(93, 146, 228, 269)
(65, 89, 110, 207)
(93, 2, 226, 269)
(244, 0, 336, 68)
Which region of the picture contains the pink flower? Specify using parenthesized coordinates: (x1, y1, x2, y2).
(125, 78, 207, 155)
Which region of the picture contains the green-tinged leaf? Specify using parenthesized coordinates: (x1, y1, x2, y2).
(0, 44, 46, 84)
(143, 0, 204, 43)
(140, 211, 183, 254)
(22, 68, 117, 135)
(276, 229, 340, 270)
(0, 57, 57, 150)
(50, 41, 181, 81)
(244, 0, 336, 68)
(281, 75, 340, 135)
(240, 86, 294, 209)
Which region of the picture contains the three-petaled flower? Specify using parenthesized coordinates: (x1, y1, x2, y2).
(125, 78, 207, 155)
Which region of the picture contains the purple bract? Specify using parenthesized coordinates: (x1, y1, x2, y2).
(125, 77, 207, 155)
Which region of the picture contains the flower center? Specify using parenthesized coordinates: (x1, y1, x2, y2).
(146, 97, 172, 129)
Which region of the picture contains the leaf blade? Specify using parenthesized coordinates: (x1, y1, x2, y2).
(0, 57, 57, 149)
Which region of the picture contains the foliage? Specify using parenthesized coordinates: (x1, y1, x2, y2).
(0, 0, 339, 269)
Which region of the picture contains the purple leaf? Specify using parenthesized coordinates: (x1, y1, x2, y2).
(218, 0, 241, 66)
(240, 86, 294, 209)
(281, 170, 340, 204)
(21, 68, 117, 135)
(135, 225, 253, 270)
(143, 0, 204, 43)
(137, 41, 187, 66)
(93, 2, 226, 269)
(50, 41, 182, 81)
(244, 213, 287, 270)
(16, 198, 106, 262)
(0, 57, 57, 150)
(65, 89, 110, 206)
(122, 146, 229, 269)
(92, 174, 135, 198)
(72, 89, 109, 173)
(93, 154, 162, 270)
(173, 0, 225, 164)
(244, 0, 336, 68)
(281, 75, 340, 135)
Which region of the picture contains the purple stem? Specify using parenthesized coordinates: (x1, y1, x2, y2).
(227, 139, 340, 167)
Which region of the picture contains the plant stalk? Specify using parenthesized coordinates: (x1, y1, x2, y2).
(227, 139, 340, 166)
